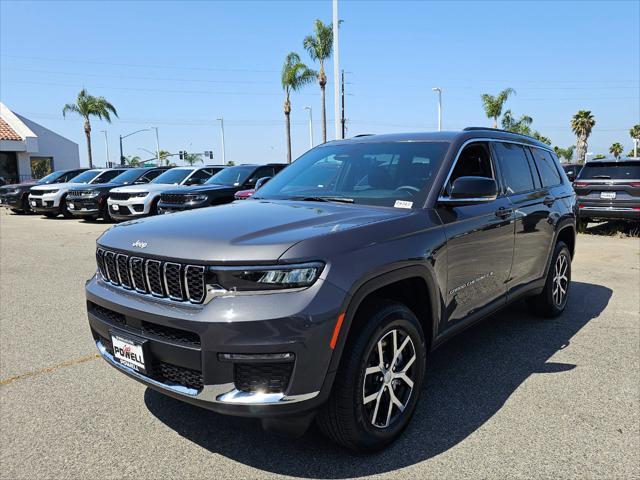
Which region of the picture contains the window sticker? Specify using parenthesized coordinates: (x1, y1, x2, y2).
(394, 200, 413, 209)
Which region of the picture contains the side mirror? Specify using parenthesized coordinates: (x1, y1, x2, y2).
(185, 177, 202, 186)
(440, 176, 498, 205)
(254, 176, 272, 190)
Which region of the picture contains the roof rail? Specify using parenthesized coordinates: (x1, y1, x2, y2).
(463, 126, 546, 143)
(353, 133, 374, 137)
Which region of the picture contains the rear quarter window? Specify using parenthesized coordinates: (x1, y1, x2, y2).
(530, 147, 562, 187)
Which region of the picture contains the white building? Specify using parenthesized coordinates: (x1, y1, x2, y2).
(0, 102, 80, 183)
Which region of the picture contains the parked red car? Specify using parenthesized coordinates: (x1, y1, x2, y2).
(233, 176, 272, 200)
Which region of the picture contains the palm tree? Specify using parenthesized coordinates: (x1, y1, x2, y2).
(63, 89, 118, 168)
(609, 142, 623, 159)
(570, 110, 596, 164)
(124, 155, 142, 167)
(158, 150, 171, 166)
(303, 19, 334, 143)
(501, 109, 532, 135)
(281, 52, 316, 163)
(481, 88, 516, 128)
(183, 153, 202, 166)
(554, 145, 575, 162)
(630, 124, 640, 157)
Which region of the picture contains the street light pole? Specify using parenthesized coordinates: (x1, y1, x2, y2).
(304, 106, 314, 149)
(150, 126, 161, 165)
(432, 87, 442, 131)
(332, 0, 340, 140)
(119, 135, 124, 166)
(100, 130, 110, 167)
(119, 128, 150, 166)
(217, 117, 226, 165)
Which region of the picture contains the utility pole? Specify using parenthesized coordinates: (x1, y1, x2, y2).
(150, 126, 161, 165)
(119, 135, 124, 165)
(332, 0, 340, 140)
(217, 117, 226, 165)
(101, 130, 110, 167)
(432, 87, 442, 131)
(341, 70, 346, 139)
(304, 106, 314, 149)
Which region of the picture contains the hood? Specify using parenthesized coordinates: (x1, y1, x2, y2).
(110, 183, 182, 194)
(30, 181, 85, 192)
(97, 199, 412, 263)
(69, 182, 125, 192)
(162, 184, 233, 195)
(1, 182, 36, 192)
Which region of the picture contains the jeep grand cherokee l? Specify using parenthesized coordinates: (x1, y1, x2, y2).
(0, 168, 86, 214)
(107, 166, 223, 221)
(86, 129, 576, 451)
(573, 158, 640, 228)
(66, 167, 172, 221)
(157, 163, 286, 214)
(29, 168, 126, 218)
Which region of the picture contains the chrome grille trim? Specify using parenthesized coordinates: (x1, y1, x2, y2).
(96, 248, 206, 304)
(163, 262, 184, 301)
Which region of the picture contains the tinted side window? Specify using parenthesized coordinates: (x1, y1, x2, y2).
(94, 170, 124, 183)
(531, 147, 562, 187)
(249, 167, 274, 182)
(189, 169, 214, 181)
(140, 169, 163, 182)
(493, 142, 535, 195)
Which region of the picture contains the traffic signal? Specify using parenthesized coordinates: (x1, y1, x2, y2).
(179, 151, 185, 160)
(204, 150, 214, 159)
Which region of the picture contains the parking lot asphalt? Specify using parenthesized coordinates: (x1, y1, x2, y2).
(1, 211, 639, 479)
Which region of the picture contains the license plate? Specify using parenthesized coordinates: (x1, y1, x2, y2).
(600, 191, 616, 199)
(112, 204, 119, 211)
(68, 203, 75, 210)
(111, 333, 147, 373)
(31, 201, 36, 207)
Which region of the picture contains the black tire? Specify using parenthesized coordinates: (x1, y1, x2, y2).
(101, 203, 112, 222)
(526, 241, 571, 318)
(60, 197, 73, 218)
(316, 300, 426, 452)
(577, 218, 589, 233)
(21, 195, 34, 214)
(43, 212, 57, 218)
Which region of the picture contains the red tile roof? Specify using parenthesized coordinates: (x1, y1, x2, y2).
(0, 117, 21, 141)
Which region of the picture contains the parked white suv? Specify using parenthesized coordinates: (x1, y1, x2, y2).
(107, 166, 219, 221)
(29, 168, 125, 218)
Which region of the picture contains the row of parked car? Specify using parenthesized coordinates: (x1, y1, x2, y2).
(0, 163, 287, 221)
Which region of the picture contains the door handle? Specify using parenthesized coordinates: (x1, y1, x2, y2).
(495, 207, 513, 218)
(543, 196, 555, 206)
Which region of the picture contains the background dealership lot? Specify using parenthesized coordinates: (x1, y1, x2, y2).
(1, 212, 638, 479)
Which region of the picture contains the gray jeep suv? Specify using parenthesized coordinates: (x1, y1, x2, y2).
(86, 129, 577, 451)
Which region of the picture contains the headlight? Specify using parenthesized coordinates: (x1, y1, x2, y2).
(191, 194, 208, 202)
(81, 190, 99, 198)
(130, 192, 149, 198)
(7, 189, 20, 195)
(207, 262, 324, 292)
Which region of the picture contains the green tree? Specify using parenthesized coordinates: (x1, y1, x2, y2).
(303, 19, 334, 143)
(532, 131, 552, 145)
(501, 110, 532, 135)
(183, 153, 202, 166)
(570, 110, 596, 164)
(227, 160, 236, 166)
(481, 88, 516, 128)
(157, 150, 171, 166)
(609, 142, 623, 159)
(630, 124, 640, 157)
(554, 145, 575, 162)
(124, 155, 142, 167)
(281, 52, 316, 163)
(63, 88, 118, 169)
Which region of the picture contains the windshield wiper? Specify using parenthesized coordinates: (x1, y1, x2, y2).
(293, 196, 355, 204)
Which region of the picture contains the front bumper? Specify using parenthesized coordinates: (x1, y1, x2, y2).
(28, 194, 60, 213)
(107, 197, 152, 220)
(86, 273, 345, 417)
(578, 199, 640, 221)
(67, 197, 101, 216)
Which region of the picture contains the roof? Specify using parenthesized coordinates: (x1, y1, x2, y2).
(329, 128, 551, 149)
(0, 117, 21, 141)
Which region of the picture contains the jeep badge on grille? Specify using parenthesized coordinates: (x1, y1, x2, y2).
(131, 240, 148, 249)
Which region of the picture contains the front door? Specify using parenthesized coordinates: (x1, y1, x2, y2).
(435, 142, 515, 326)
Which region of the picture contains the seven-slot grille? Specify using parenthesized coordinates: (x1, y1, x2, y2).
(109, 192, 131, 201)
(68, 189, 95, 197)
(160, 193, 198, 204)
(96, 248, 206, 303)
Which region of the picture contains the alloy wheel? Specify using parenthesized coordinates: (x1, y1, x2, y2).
(553, 253, 569, 306)
(362, 328, 416, 429)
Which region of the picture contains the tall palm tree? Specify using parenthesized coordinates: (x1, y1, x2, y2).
(481, 88, 515, 128)
(554, 145, 575, 162)
(63, 88, 118, 168)
(630, 124, 640, 157)
(124, 155, 142, 167)
(571, 110, 596, 163)
(609, 142, 623, 159)
(281, 52, 316, 163)
(184, 153, 202, 166)
(303, 19, 334, 143)
(501, 109, 532, 135)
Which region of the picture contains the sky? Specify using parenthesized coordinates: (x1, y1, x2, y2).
(1, 0, 638, 168)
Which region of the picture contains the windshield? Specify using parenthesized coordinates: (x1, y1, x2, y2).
(37, 171, 66, 184)
(254, 141, 450, 208)
(67, 170, 102, 184)
(578, 161, 640, 180)
(151, 169, 193, 185)
(111, 168, 146, 184)
(206, 166, 255, 186)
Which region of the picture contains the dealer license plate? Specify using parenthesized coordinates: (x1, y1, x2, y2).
(112, 204, 119, 211)
(111, 333, 147, 373)
(600, 191, 616, 199)
(31, 200, 36, 207)
(68, 203, 75, 210)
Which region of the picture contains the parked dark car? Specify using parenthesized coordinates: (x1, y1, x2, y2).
(66, 167, 172, 221)
(86, 129, 576, 452)
(573, 158, 640, 228)
(562, 163, 583, 183)
(0, 168, 87, 214)
(157, 163, 286, 214)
